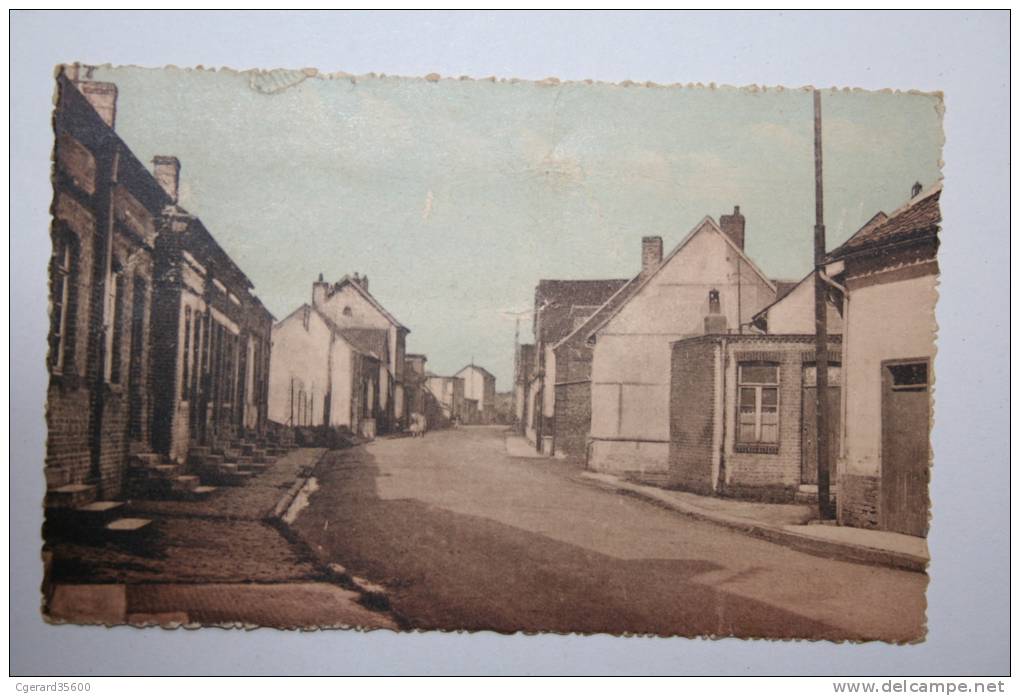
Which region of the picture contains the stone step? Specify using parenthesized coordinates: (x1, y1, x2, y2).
(238, 461, 268, 475)
(192, 485, 218, 498)
(105, 517, 153, 534)
(46, 483, 97, 509)
(220, 470, 254, 486)
(131, 453, 164, 468)
(172, 475, 200, 492)
(188, 446, 212, 457)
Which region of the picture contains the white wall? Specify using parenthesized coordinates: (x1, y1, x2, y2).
(765, 276, 844, 335)
(842, 270, 938, 478)
(590, 224, 777, 448)
(268, 307, 330, 426)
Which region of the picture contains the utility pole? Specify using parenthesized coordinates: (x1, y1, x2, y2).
(813, 89, 835, 520)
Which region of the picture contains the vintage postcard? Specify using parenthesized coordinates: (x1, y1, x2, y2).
(42, 64, 941, 640)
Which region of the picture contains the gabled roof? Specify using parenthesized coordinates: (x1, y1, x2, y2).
(331, 274, 409, 332)
(456, 364, 496, 381)
(276, 304, 385, 360)
(750, 271, 818, 329)
(584, 216, 777, 342)
(827, 185, 941, 261)
(274, 303, 319, 330)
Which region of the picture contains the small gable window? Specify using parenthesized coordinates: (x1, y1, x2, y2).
(342, 306, 353, 317)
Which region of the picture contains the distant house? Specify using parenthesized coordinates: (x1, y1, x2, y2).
(826, 184, 940, 538)
(310, 273, 409, 433)
(455, 364, 497, 424)
(426, 374, 465, 427)
(528, 278, 629, 453)
(586, 208, 777, 476)
(267, 304, 383, 439)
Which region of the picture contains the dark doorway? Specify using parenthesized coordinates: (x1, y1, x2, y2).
(881, 359, 931, 537)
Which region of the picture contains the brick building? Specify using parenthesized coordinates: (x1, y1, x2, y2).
(46, 69, 169, 500)
(669, 334, 842, 499)
(826, 184, 940, 537)
(149, 163, 274, 463)
(46, 68, 275, 508)
(527, 278, 628, 453)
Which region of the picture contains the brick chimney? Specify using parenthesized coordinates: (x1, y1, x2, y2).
(312, 273, 329, 308)
(719, 205, 746, 250)
(152, 156, 181, 203)
(641, 236, 663, 277)
(76, 80, 118, 130)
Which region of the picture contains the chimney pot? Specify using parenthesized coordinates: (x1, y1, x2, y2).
(719, 205, 746, 250)
(641, 236, 663, 277)
(911, 181, 923, 198)
(152, 155, 181, 204)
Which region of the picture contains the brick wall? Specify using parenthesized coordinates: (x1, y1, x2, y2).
(669, 338, 717, 494)
(553, 381, 592, 460)
(723, 349, 804, 495)
(839, 474, 880, 529)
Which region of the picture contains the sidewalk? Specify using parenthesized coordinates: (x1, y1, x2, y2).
(579, 471, 929, 573)
(505, 433, 546, 458)
(44, 447, 398, 629)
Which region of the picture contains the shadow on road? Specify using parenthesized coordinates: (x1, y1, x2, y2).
(293, 443, 857, 640)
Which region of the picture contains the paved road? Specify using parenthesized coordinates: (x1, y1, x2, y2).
(293, 426, 927, 640)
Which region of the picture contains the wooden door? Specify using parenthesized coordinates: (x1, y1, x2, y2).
(881, 359, 931, 537)
(801, 367, 841, 484)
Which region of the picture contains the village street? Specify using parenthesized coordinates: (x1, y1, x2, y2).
(291, 426, 928, 641)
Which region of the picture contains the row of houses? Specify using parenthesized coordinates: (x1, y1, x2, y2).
(265, 273, 501, 434)
(46, 69, 275, 506)
(516, 191, 938, 538)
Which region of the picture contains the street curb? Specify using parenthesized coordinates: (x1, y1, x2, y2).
(267, 447, 407, 629)
(268, 448, 329, 521)
(576, 473, 929, 574)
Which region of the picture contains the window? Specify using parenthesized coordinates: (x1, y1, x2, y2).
(109, 272, 126, 384)
(49, 233, 75, 373)
(737, 362, 779, 444)
(342, 306, 352, 317)
(887, 362, 928, 392)
(182, 307, 192, 400)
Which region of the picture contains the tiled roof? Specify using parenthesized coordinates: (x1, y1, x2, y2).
(828, 188, 940, 260)
(338, 327, 389, 361)
(535, 279, 629, 343)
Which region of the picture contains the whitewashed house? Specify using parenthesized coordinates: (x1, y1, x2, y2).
(267, 304, 383, 438)
(827, 184, 940, 538)
(310, 273, 409, 433)
(585, 208, 777, 476)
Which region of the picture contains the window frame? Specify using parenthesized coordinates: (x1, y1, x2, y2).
(49, 232, 75, 374)
(735, 361, 781, 451)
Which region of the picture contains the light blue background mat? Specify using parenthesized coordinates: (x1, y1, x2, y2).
(10, 10, 1009, 675)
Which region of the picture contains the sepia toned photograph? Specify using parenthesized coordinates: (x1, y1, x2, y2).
(39, 59, 944, 642)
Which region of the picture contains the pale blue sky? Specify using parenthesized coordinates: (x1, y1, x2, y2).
(94, 66, 943, 387)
